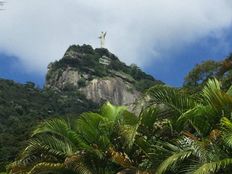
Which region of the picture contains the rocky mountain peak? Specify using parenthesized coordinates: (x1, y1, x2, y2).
(45, 44, 163, 105)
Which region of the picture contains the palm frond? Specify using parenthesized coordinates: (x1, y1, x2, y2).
(64, 155, 93, 174)
(177, 105, 216, 136)
(139, 107, 158, 131)
(201, 78, 232, 111)
(221, 117, 232, 148)
(146, 85, 197, 114)
(32, 118, 79, 146)
(28, 162, 64, 174)
(117, 111, 140, 149)
(108, 147, 133, 168)
(76, 113, 106, 143)
(193, 158, 232, 174)
(226, 85, 232, 96)
(221, 117, 232, 130)
(8, 161, 32, 174)
(22, 134, 74, 159)
(74, 113, 112, 159)
(10, 135, 72, 174)
(76, 112, 111, 149)
(156, 150, 193, 174)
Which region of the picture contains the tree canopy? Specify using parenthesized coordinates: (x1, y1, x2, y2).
(7, 78, 232, 174)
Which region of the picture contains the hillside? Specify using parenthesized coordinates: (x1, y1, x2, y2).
(46, 44, 163, 105)
(0, 79, 97, 170)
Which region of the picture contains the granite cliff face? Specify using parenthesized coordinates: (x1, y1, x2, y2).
(45, 44, 163, 105)
(46, 67, 82, 89)
(79, 77, 140, 105)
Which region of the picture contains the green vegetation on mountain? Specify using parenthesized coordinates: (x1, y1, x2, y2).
(8, 78, 232, 174)
(47, 44, 163, 92)
(0, 79, 97, 171)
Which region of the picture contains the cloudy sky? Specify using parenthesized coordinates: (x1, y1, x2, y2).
(0, 0, 232, 86)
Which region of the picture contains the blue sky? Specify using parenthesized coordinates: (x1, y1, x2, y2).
(0, 53, 45, 87)
(0, 0, 232, 87)
(146, 28, 232, 86)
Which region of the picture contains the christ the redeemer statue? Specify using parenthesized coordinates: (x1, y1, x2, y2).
(99, 32, 107, 48)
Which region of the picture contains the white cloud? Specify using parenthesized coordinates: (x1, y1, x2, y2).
(0, 0, 232, 74)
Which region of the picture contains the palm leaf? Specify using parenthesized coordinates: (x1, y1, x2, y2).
(139, 107, 158, 131)
(221, 117, 232, 130)
(201, 78, 232, 112)
(193, 158, 232, 174)
(221, 117, 232, 148)
(28, 162, 65, 174)
(117, 111, 140, 149)
(76, 113, 106, 143)
(76, 112, 111, 149)
(107, 147, 133, 168)
(64, 155, 93, 174)
(226, 85, 232, 96)
(177, 105, 216, 136)
(22, 134, 74, 158)
(156, 150, 193, 174)
(146, 85, 196, 114)
(32, 118, 79, 147)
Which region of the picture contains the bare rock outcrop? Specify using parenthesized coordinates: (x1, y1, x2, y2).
(45, 44, 163, 106)
(46, 67, 81, 89)
(80, 77, 140, 105)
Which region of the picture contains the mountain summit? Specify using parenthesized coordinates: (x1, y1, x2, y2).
(45, 44, 163, 105)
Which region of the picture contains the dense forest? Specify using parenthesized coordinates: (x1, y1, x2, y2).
(2, 52, 232, 173)
(0, 79, 97, 172)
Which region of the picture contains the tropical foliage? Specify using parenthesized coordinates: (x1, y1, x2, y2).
(5, 78, 232, 174)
